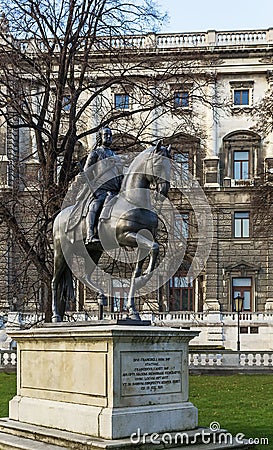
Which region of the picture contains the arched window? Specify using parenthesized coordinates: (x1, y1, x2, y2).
(163, 133, 202, 186)
(222, 131, 261, 186)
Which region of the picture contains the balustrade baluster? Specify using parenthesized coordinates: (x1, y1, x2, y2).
(244, 354, 249, 366)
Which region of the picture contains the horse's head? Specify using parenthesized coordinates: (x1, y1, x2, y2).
(146, 140, 172, 199)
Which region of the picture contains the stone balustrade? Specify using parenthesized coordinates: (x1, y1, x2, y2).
(17, 28, 273, 54)
(6, 310, 273, 327)
(151, 311, 273, 324)
(1, 348, 272, 372)
(3, 310, 273, 353)
(0, 350, 16, 370)
(189, 350, 273, 372)
(216, 30, 267, 46)
(221, 312, 273, 323)
(156, 32, 207, 47)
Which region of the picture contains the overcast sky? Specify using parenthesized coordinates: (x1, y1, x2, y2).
(157, 0, 273, 33)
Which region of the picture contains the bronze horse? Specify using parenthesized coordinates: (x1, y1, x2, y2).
(51, 141, 172, 321)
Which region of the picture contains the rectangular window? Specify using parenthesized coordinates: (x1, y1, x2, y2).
(234, 212, 250, 238)
(233, 151, 249, 180)
(232, 277, 252, 312)
(169, 275, 193, 311)
(173, 152, 189, 186)
(111, 279, 129, 312)
(174, 91, 189, 108)
(174, 152, 189, 171)
(234, 89, 249, 106)
(114, 93, 129, 109)
(174, 213, 189, 240)
(240, 327, 248, 334)
(250, 326, 259, 334)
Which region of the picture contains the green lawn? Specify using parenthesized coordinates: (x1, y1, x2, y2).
(190, 374, 273, 449)
(0, 372, 272, 449)
(0, 372, 16, 417)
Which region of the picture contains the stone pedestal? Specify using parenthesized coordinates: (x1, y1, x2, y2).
(9, 323, 198, 440)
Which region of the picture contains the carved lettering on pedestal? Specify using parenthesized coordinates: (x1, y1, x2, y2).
(121, 351, 182, 396)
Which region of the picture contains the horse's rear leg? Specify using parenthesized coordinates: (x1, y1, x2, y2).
(124, 231, 159, 320)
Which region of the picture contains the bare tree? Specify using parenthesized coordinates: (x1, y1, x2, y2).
(0, 1, 219, 320)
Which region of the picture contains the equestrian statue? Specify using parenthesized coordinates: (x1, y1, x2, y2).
(51, 126, 172, 322)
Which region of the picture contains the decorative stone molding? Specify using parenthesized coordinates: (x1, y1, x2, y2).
(229, 80, 254, 113)
(265, 299, 273, 312)
(203, 299, 221, 312)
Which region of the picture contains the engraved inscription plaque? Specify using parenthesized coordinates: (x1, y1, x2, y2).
(121, 351, 182, 396)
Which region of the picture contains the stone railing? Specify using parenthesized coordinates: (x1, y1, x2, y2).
(189, 350, 273, 372)
(17, 28, 273, 54)
(5, 312, 45, 329)
(216, 30, 268, 46)
(5, 310, 273, 327)
(0, 350, 16, 371)
(1, 348, 272, 373)
(221, 312, 273, 323)
(154, 312, 206, 323)
(151, 311, 273, 324)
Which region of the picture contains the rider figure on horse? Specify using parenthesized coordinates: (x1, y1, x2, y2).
(79, 126, 123, 244)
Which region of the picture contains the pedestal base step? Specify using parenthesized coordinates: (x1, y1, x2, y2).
(0, 418, 254, 450)
(0, 431, 64, 449)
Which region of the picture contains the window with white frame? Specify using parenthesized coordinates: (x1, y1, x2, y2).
(233, 89, 249, 106)
(222, 131, 261, 184)
(114, 93, 129, 110)
(233, 151, 249, 179)
(234, 211, 250, 238)
(169, 82, 192, 111)
(174, 91, 190, 108)
(172, 152, 189, 186)
(230, 81, 254, 109)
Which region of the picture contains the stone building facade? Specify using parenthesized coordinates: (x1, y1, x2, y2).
(1, 28, 273, 349)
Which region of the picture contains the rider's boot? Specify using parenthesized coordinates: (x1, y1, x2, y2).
(85, 211, 99, 244)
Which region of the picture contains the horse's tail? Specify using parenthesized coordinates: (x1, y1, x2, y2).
(52, 206, 77, 321)
(57, 264, 75, 318)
